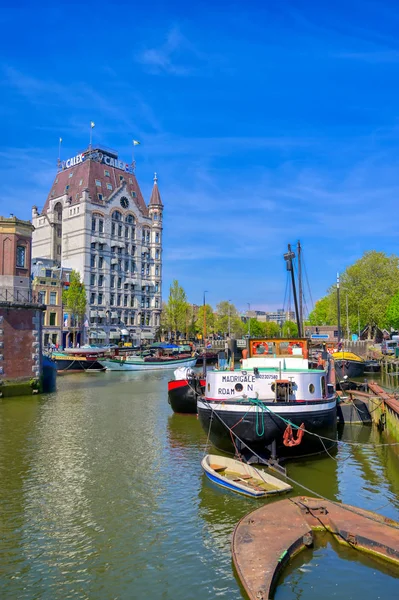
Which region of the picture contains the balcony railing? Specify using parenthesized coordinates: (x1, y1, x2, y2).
(0, 288, 45, 306)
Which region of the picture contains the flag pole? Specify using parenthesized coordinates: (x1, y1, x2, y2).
(89, 123, 93, 149)
(58, 137, 62, 170)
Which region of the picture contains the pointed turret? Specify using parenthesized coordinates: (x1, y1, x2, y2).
(149, 172, 163, 207)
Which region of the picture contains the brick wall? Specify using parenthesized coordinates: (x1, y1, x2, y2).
(0, 306, 42, 381)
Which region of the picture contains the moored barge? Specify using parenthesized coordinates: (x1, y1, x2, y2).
(197, 338, 337, 461)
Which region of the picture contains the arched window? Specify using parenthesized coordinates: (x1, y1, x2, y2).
(112, 210, 122, 221)
(126, 214, 135, 224)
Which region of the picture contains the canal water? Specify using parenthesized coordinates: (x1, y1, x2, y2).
(0, 371, 398, 599)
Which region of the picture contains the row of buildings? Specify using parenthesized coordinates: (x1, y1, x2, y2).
(245, 309, 296, 325)
(1, 143, 164, 349)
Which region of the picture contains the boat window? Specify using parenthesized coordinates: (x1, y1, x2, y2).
(207, 383, 210, 392)
(235, 383, 243, 392)
(274, 381, 293, 402)
(321, 376, 326, 397)
(309, 383, 315, 394)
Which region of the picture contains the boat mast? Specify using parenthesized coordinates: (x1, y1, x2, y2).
(203, 291, 207, 375)
(284, 244, 302, 337)
(297, 240, 303, 336)
(337, 273, 341, 343)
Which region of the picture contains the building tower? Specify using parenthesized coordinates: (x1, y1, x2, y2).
(148, 173, 163, 333)
(31, 145, 164, 346)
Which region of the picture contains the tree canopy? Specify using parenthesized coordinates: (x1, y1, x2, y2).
(386, 291, 399, 330)
(62, 270, 87, 344)
(308, 251, 399, 333)
(161, 280, 189, 338)
(214, 301, 245, 337)
(62, 270, 86, 325)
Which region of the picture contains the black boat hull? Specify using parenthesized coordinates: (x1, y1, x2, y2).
(197, 398, 337, 459)
(168, 379, 205, 413)
(334, 359, 365, 380)
(54, 359, 105, 372)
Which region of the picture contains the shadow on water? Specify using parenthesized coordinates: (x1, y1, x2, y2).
(275, 531, 399, 600)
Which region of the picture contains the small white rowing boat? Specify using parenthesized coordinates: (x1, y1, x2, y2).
(201, 454, 292, 498)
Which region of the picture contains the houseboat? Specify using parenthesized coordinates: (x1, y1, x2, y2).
(197, 338, 337, 461)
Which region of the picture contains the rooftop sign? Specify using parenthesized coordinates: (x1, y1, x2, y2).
(61, 149, 131, 173)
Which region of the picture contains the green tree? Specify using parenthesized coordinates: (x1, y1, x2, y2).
(214, 301, 240, 337)
(62, 270, 87, 346)
(162, 280, 189, 339)
(308, 251, 399, 336)
(196, 304, 215, 339)
(308, 296, 331, 325)
(282, 320, 299, 337)
(264, 321, 280, 337)
(386, 290, 399, 330)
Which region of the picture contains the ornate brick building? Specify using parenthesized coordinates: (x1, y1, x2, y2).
(31, 146, 163, 346)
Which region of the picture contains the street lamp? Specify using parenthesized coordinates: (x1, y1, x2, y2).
(247, 302, 251, 337)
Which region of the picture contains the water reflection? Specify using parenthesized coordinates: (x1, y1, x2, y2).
(0, 373, 398, 599)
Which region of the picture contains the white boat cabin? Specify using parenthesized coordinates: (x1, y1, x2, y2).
(206, 338, 333, 402)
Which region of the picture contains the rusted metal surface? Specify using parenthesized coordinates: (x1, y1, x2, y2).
(368, 381, 399, 414)
(232, 496, 399, 600)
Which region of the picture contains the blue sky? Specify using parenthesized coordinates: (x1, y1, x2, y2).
(1, 1, 399, 314)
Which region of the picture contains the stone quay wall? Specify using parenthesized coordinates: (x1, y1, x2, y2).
(0, 304, 44, 396)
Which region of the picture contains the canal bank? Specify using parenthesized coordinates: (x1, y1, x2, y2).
(0, 372, 398, 599)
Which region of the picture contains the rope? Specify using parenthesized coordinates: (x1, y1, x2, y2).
(254, 399, 399, 447)
(200, 397, 399, 530)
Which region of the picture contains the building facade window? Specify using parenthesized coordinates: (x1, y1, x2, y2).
(98, 256, 104, 269)
(38, 290, 46, 303)
(90, 274, 96, 286)
(16, 245, 26, 267)
(99, 219, 104, 233)
(95, 179, 102, 187)
(49, 312, 56, 326)
(49, 291, 57, 305)
(98, 275, 104, 287)
(111, 275, 115, 288)
(98, 293, 103, 305)
(90, 255, 96, 268)
(90, 292, 95, 304)
(92, 217, 96, 231)
(155, 232, 160, 243)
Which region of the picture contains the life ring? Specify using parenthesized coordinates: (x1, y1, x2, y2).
(283, 422, 305, 447)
